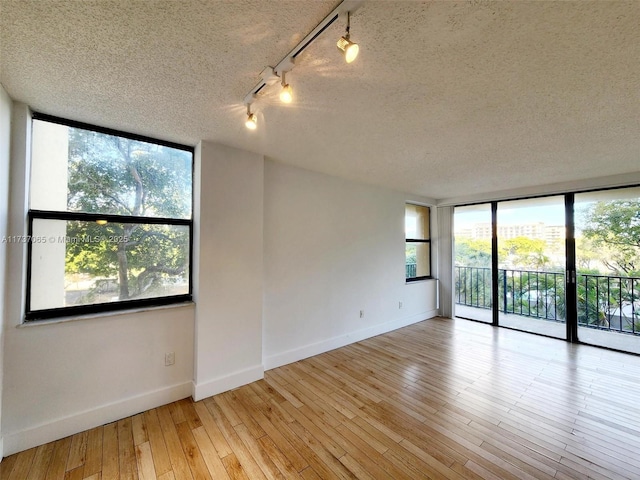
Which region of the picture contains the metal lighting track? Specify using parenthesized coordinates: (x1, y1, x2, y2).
(243, 0, 364, 105)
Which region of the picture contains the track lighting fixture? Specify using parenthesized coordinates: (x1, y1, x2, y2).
(280, 71, 293, 103)
(240, 0, 363, 126)
(245, 104, 257, 130)
(337, 11, 359, 63)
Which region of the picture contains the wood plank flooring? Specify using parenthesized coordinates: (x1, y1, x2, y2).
(3, 317, 640, 479)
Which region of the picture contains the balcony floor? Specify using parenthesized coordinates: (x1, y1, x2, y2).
(455, 304, 640, 355)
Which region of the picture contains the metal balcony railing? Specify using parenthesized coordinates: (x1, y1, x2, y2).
(406, 263, 417, 278)
(453, 266, 640, 335)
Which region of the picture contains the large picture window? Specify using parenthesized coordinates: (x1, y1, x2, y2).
(405, 203, 431, 281)
(26, 113, 193, 320)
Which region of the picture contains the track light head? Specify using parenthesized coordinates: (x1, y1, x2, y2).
(337, 11, 359, 63)
(245, 104, 257, 130)
(337, 35, 359, 63)
(279, 71, 293, 103)
(280, 84, 293, 103)
(245, 113, 257, 129)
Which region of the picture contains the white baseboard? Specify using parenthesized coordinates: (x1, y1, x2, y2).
(3, 382, 192, 457)
(192, 364, 264, 401)
(264, 310, 437, 371)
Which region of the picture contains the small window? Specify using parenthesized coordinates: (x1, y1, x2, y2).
(26, 113, 193, 320)
(405, 204, 431, 281)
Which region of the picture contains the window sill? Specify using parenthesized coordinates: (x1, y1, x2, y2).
(19, 301, 195, 328)
(405, 277, 435, 284)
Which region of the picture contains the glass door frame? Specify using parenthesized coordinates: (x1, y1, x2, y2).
(565, 193, 578, 343)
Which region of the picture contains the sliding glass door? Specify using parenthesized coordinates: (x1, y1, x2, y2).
(454, 204, 493, 323)
(496, 197, 566, 338)
(453, 187, 640, 353)
(574, 187, 640, 354)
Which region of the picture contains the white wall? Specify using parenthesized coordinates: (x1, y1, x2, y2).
(192, 142, 264, 400)
(3, 307, 194, 455)
(1, 118, 438, 456)
(0, 84, 13, 459)
(1, 105, 194, 456)
(263, 160, 438, 369)
(437, 206, 454, 318)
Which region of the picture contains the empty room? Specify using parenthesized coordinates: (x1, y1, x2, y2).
(1, 1, 639, 479)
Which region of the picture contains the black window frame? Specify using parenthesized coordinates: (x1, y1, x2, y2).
(405, 203, 432, 282)
(25, 112, 194, 321)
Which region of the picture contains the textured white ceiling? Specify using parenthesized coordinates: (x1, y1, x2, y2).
(1, 0, 639, 200)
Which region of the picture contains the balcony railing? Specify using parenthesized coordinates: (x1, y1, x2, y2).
(406, 263, 417, 278)
(454, 266, 640, 335)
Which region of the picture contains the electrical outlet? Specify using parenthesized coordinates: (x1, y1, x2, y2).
(165, 352, 175, 366)
(360, 310, 364, 318)
(399, 301, 403, 309)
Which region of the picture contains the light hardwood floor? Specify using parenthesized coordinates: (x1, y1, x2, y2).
(2, 317, 640, 479)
